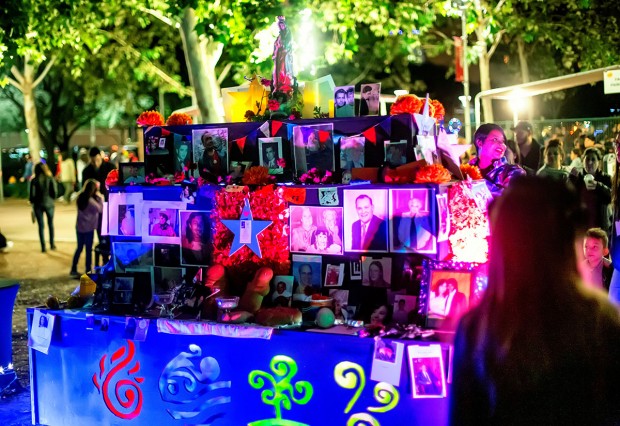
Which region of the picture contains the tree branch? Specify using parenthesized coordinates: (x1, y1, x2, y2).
(10, 66, 24, 86)
(493, 0, 507, 14)
(32, 56, 57, 89)
(7, 76, 23, 92)
(137, 6, 178, 27)
(347, 60, 374, 86)
(487, 29, 505, 59)
(217, 62, 233, 85)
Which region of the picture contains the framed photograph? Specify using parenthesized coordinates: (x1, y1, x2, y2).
(119, 162, 146, 185)
(384, 140, 407, 167)
(343, 188, 389, 253)
(113, 242, 153, 273)
(324, 263, 345, 287)
(113, 276, 134, 305)
(392, 295, 417, 324)
(389, 188, 437, 254)
(418, 260, 485, 330)
(408, 344, 447, 398)
(436, 193, 450, 242)
(229, 161, 253, 182)
(340, 136, 365, 170)
(180, 210, 212, 266)
(271, 275, 294, 307)
(360, 83, 381, 116)
(174, 137, 192, 174)
(108, 193, 143, 237)
(362, 257, 392, 288)
(292, 124, 335, 173)
(154, 243, 181, 267)
(180, 181, 198, 204)
(145, 133, 174, 178)
(259, 137, 283, 174)
(350, 261, 362, 280)
(289, 206, 343, 254)
(141, 201, 186, 243)
(371, 340, 404, 386)
(334, 85, 355, 118)
(292, 254, 322, 301)
(192, 128, 229, 178)
(153, 267, 187, 296)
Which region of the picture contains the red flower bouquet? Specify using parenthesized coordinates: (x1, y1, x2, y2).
(136, 110, 164, 127)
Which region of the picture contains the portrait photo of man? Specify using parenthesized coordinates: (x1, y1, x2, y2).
(384, 140, 407, 167)
(291, 254, 322, 301)
(334, 85, 355, 118)
(259, 137, 283, 174)
(192, 128, 229, 180)
(340, 136, 365, 170)
(174, 139, 191, 174)
(121, 163, 146, 185)
(390, 188, 437, 254)
(344, 189, 388, 252)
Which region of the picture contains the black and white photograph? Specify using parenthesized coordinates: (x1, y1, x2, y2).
(141, 201, 186, 243)
(362, 257, 392, 288)
(174, 138, 192, 174)
(292, 254, 322, 301)
(343, 189, 389, 253)
(334, 85, 355, 118)
(384, 140, 407, 167)
(180, 210, 212, 266)
(259, 137, 283, 174)
(108, 193, 143, 236)
(324, 263, 345, 287)
(192, 128, 229, 178)
(350, 260, 362, 280)
(113, 242, 153, 273)
(340, 136, 365, 170)
(289, 206, 343, 254)
(359, 83, 381, 116)
(154, 243, 181, 267)
(119, 162, 146, 185)
(390, 188, 437, 254)
(271, 275, 294, 307)
(292, 124, 335, 173)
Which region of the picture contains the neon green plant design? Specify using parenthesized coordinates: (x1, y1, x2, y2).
(248, 355, 313, 422)
(334, 361, 400, 425)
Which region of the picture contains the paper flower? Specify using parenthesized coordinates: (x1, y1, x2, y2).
(430, 99, 445, 121)
(136, 110, 164, 127)
(166, 112, 193, 126)
(242, 166, 275, 186)
(105, 169, 119, 187)
(414, 164, 451, 184)
(390, 94, 424, 115)
(460, 164, 483, 180)
(267, 99, 281, 111)
(299, 168, 333, 184)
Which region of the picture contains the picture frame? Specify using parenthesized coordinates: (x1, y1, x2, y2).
(271, 275, 294, 307)
(291, 254, 322, 301)
(334, 85, 355, 118)
(417, 260, 486, 330)
(113, 242, 154, 273)
(140, 201, 186, 244)
(108, 192, 143, 237)
(408, 344, 447, 399)
(119, 162, 146, 185)
(389, 187, 437, 254)
(154, 243, 181, 267)
(289, 206, 343, 255)
(359, 83, 381, 116)
(340, 136, 365, 170)
(113, 276, 134, 305)
(145, 134, 174, 178)
(324, 263, 344, 287)
(192, 128, 229, 178)
(292, 124, 335, 174)
(361, 257, 392, 288)
(179, 210, 212, 266)
(343, 188, 389, 253)
(384, 140, 407, 167)
(258, 137, 284, 174)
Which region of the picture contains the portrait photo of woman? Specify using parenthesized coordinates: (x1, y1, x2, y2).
(362, 258, 392, 288)
(180, 211, 211, 266)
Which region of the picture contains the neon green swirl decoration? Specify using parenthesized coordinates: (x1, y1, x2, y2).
(334, 361, 365, 414)
(346, 413, 380, 426)
(248, 355, 313, 420)
(368, 382, 399, 413)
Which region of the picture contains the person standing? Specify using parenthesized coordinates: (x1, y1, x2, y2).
(513, 121, 543, 174)
(70, 179, 103, 277)
(59, 151, 76, 203)
(75, 148, 89, 191)
(81, 147, 116, 202)
(29, 162, 57, 252)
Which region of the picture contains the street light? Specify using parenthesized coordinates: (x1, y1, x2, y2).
(509, 89, 528, 127)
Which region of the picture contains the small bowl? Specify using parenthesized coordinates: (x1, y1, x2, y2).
(216, 296, 239, 310)
(309, 297, 333, 308)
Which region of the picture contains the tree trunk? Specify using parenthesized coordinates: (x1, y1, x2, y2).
(517, 38, 530, 84)
(477, 46, 494, 123)
(22, 63, 44, 163)
(180, 8, 223, 123)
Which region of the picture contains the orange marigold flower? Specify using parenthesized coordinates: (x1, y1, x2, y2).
(389, 94, 424, 115)
(136, 110, 164, 127)
(166, 112, 193, 126)
(430, 99, 446, 120)
(460, 164, 483, 180)
(242, 166, 274, 185)
(414, 164, 452, 184)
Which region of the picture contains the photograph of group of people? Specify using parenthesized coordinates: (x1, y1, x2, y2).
(289, 206, 343, 254)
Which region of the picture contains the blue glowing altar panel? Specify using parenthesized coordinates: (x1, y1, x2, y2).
(28, 309, 449, 426)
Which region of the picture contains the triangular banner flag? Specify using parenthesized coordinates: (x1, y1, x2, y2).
(271, 120, 284, 136)
(362, 126, 377, 144)
(236, 136, 247, 154)
(318, 130, 331, 144)
(259, 121, 270, 137)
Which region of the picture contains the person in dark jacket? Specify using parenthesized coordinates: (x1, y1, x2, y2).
(30, 162, 57, 252)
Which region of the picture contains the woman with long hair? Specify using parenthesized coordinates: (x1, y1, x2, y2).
(70, 179, 103, 276)
(450, 176, 620, 424)
(29, 162, 57, 252)
(365, 260, 389, 288)
(181, 212, 211, 265)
